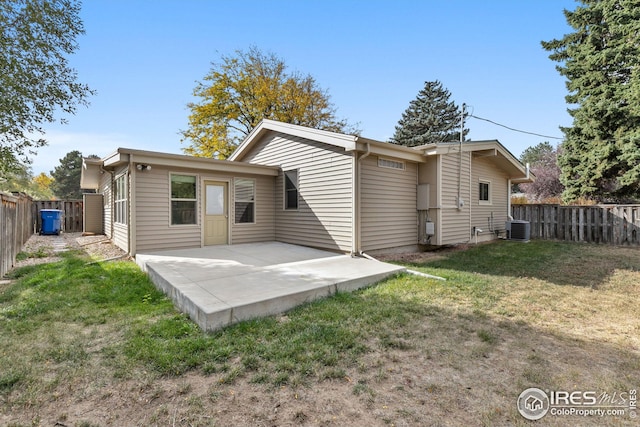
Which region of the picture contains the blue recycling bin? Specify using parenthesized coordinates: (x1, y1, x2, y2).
(40, 209, 63, 235)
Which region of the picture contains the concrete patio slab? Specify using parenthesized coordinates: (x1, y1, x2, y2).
(136, 242, 405, 331)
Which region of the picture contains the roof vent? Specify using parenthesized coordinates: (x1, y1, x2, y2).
(378, 158, 405, 170)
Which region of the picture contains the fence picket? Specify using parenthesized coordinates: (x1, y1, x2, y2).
(33, 200, 83, 233)
(512, 204, 640, 246)
(1, 192, 34, 277)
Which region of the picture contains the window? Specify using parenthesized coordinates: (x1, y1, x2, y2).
(284, 170, 298, 210)
(234, 178, 255, 224)
(378, 157, 405, 170)
(171, 174, 197, 225)
(479, 181, 491, 204)
(114, 174, 127, 225)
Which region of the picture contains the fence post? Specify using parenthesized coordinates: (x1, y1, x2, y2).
(1, 192, 34, 277)
(510, 203, 640, 246)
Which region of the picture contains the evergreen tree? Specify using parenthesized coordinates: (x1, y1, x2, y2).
(518, 142, 564, 202)
(391, 80, 468, 147)
(542, 0, 640, 202)
(520, 141, 554, 167)
(50, 151, 96, 199)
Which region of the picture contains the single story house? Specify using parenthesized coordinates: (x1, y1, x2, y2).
(81, 119, 533, 256)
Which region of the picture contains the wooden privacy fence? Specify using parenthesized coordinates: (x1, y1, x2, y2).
(33, 199, 83, 233)
(512, 204, 640, 245)
(1, 192, 34, 277)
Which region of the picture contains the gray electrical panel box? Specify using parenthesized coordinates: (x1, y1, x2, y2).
(425, 221, 435, 236)
(417, 184, 430, 210)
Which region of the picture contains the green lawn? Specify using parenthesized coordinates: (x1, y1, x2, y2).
(1, 241, 639, 426)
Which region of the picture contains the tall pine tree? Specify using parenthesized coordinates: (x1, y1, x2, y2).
(542, 0, 640, 202)
(391, 80, 467, 147)
(50, 151, 97, 199)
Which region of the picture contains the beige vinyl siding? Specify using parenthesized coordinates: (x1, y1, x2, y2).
(134, 166, 276, 253)
(83, 193, 103, 234)
(360, 156, 418, 251)
(471, 156, 509, 235)
(135, 166, 201, 252)
(440, 151, 472, 245)
(231, 175, 276, 244)
(417, 157, 440, 244)
(241, 131, 354, 252)
(112, 166, 129, 252)
(100, 170, 112, 240)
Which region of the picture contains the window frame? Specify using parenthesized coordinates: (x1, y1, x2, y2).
(283, 169, 299, 211)
(170, 173, 198, 226)
(478, 180, 491, 205)
(234, 177, 256, 224)
(114, 173, 127, 225)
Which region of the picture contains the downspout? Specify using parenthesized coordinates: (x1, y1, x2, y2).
(468, 151, 472, 243)
(354, 142, 371, 255)
(507, 179, 513, 221)
(457, 103, 466, 211)
(128, 155, 136, 257)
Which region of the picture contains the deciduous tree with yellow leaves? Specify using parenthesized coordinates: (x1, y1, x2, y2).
(180, 47, 358, 158)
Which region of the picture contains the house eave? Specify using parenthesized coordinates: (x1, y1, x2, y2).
(230, 119, 359, 161)
(102, 148, 280, 176)
(80, 158, 103, 190)
(422, 140, 532, 181)
(354, 140, 426, 163)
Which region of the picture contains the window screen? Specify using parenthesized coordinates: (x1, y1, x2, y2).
(234, 178, 255, 223)
(114, 174, 127, 225)
(479, 181, 490, 202)
(284, 170, 298, 210)
(171, 174, 197, 225)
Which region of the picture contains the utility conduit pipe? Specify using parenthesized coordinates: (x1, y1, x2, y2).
(358, 251, 446, 281)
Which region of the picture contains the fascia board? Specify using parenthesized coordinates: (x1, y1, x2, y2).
(115, 148, 279, 176)
(103, 150, 128, 167)
(359, 141, 426, 163)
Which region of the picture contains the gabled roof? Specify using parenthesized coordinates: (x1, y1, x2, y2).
(229, 119, 426, 163)
(419, 140, 534, 182)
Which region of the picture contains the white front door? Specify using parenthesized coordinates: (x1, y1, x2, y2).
(204, 181, 228, 245)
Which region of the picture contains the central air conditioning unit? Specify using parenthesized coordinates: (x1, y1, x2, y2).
(505, 220, 530, 242)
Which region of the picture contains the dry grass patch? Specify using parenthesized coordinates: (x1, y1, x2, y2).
(1, 239, 638, 426)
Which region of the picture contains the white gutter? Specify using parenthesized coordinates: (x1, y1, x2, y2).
(128, 155, 135, 256)
(507, 178, 512, 221)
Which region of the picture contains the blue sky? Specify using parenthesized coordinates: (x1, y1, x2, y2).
(33, 0, 576, 174)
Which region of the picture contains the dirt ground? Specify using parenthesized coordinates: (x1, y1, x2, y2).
(2, 236, 638, 426)
(14, 232, 128, 269)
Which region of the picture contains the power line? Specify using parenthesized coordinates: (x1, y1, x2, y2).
(469, 114, 564, 140)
